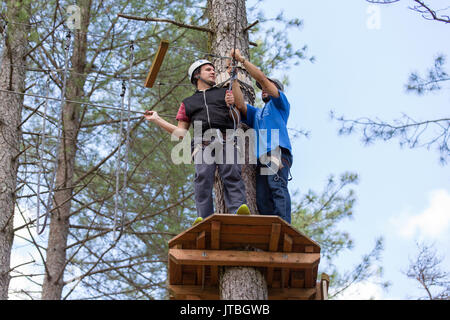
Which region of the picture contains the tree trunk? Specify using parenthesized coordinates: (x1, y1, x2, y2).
(0, 0, 29, 300)
(41, 0, 91, 300)
(208, 0, 267, 300)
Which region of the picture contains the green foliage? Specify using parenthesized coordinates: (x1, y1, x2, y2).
(292, 172, 358, 262)
(329, 237, 390, 299)
(407, 55, 449, 95)
(291, 172, 389, 297)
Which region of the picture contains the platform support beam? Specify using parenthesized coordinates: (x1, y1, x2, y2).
(210, 221, 221, 285)
(282, 234, 293, 289)
(266, 223, 281, 286)
(196, 231, 206, 287)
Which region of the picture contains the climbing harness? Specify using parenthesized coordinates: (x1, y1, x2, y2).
(260, 149, 293, 183)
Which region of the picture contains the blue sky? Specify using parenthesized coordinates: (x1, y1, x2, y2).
(254, 0, 450, 299)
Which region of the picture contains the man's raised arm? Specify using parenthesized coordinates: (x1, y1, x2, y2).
(231, 49, 279, 98)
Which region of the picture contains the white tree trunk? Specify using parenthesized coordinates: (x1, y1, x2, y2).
(0, 0, 29, 300)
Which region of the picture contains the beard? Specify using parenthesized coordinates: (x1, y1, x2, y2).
(262, 96, 271, 103)
(198, 76, 215, 87)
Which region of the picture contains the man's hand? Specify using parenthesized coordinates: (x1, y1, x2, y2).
(230, 49, 244, 63)
(144, 110, 160, 122)
(225, 90, 235, 107)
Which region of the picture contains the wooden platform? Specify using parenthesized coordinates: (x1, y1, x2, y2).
(168, 214, 328, 300)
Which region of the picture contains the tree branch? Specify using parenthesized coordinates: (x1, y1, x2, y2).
(411, 0, 450, 24)
(117, 13, 213, 33)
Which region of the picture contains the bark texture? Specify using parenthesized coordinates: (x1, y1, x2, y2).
(208, 0, 257, 215)
(0, 0, 29, 300)
(208, 0, 268, 300)
(41, 0, 92, 300)
(219, 266, 268, 300)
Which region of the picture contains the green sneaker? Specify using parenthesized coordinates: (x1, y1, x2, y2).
(192, 217, 203, 226)
(235, 204, 250, 215)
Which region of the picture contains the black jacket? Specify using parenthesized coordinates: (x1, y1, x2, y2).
(183, 87, 234, 133)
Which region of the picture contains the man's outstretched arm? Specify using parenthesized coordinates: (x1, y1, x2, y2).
(144, 110, 189, 140)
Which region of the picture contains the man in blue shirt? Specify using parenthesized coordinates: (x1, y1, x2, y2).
(231, 49, 293, 224)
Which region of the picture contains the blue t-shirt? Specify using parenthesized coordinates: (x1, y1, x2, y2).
(242, 90, 292, 159)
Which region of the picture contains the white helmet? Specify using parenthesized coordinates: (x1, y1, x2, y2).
(188, 59, 214, 84)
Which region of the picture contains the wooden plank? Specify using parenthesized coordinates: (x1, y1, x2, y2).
(282, 234, 293, 289)
(196, 231, 206, 286)
(182, 272, 196, 285)
(221, 233, 269, 245)
(144, 40, 169, 88)
(169, 249, 320, 269)
(267, 223, 281, 286)
(209, 214, 283, 226)
(305, 246, 315, 253)
(169, 244, 182, 285)
(269, 223, 282, 251)
(169, 285, 316, 300)
(221, 224, 272, 235)
(290, 271, 305, 288)
(210, 221, 221, 285)
(211, 221, 221, 249)
(281, 224, 321, 248)
(305, 268, 313, 288)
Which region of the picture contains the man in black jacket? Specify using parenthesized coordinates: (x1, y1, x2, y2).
(144, 59, 249, 224)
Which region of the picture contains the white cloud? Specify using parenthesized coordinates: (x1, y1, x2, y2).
(336, 281, 385, 300)
(391, 189, 450, 240)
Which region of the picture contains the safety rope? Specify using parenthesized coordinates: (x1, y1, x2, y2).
(113, 80, 126, 241)
(112, 41, 134, 241)
(228, 1, 241, 130)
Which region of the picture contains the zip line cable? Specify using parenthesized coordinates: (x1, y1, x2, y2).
(0, 88, 177, 118)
